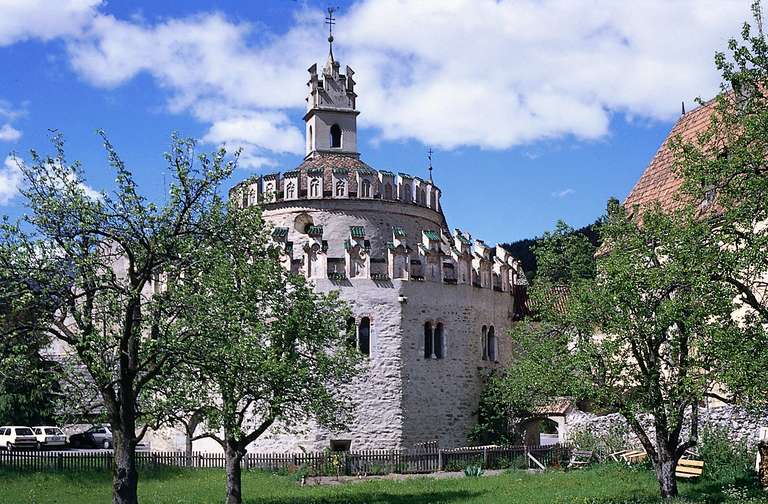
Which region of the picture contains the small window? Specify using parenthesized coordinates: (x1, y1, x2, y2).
(310, 179, 320, 198)
(434, 323, 444, 359)
(309, 125, 314, 150)
(481, 325, 488, 361)
(345, 317, 357, 349)
(330, 439, 351, 452)
(330, 124, 342, 148)
(424, 322, 433, 359)
(336, 180, 346, 197)
(286, 181, 295, 199)
(402, 183, 412, 203)
(361, 179, 371, 198)
(384, 183, 393, 200)
(358, 317, 370, 356)
(487, 326, 496, 362)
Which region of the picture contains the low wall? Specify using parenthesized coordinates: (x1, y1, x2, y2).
(566, 405, 768, 448)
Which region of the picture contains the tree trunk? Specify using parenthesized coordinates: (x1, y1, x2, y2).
(225, 440, 244, 504)
(185, 431, 194, 467)
(759, 441, 768, 490)
(112, 424, 139, 504)
(653, 445, 678, 499)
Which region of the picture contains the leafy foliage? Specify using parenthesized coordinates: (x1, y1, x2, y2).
(671, 0, 768, 410)
(161, 201, 362, 504)
(0, 133, 235, 504)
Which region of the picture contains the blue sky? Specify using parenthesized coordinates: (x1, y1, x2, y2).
(0, 0, 751, 243)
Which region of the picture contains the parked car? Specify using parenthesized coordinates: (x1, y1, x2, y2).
(32, 426, 67, 450)
(0, 426, 38, 451)
(68, 425, 113, 449)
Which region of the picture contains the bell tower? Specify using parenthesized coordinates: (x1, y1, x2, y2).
(304, 8, 359, 158)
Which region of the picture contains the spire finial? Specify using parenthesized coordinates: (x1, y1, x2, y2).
(325, 7, 336, 60)
(427, 147, 434, 181)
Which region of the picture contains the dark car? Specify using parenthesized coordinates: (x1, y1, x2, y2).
(68, 425, 112, 449)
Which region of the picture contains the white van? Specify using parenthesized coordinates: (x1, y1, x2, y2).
(0, 426, 38, 451)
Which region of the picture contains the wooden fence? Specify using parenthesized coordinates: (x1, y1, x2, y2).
(0, 444, 570, 476)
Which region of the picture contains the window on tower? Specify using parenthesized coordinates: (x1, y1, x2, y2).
(336, 180, 346, 197)
(361, 179, 371, 198)
(330, 124, 342, 148)
(310, 179, 320, 198)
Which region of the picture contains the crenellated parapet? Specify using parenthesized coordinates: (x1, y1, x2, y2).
(267, 222, 524, 293)
(229, 161, 442, 213)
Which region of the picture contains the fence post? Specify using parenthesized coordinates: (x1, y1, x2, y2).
(437, 449, 443, 471)
(483, 447, 488, 468)
(57, 453, 63, 471)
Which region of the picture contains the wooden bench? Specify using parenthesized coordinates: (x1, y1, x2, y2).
(676, 458, 704, 479)
(609, 449, 647, 464)
(567, 450, 594, 469)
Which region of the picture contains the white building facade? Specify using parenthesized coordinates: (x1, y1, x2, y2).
(159, 47, 528, 454)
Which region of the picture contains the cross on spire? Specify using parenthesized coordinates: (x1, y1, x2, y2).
(428, 147, 434, 181)
(325, 7, 336, 58)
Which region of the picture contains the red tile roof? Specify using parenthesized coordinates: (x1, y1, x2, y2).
(623, 100, 716, 214)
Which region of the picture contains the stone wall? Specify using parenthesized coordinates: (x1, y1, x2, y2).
(566, 405, 768, 448)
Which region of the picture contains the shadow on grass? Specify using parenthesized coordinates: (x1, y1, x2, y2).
(246, 490, 484, 504)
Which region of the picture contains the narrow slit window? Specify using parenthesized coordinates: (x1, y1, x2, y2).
(358, 317, 370, 356)
(424, 322, 433, 359)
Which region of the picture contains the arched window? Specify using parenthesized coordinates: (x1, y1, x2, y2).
(481, 325, 488, 361)
(487, 326, 496, 361)
(434, 323, 444, 359)
(241, 190, 248, 208)
(309, 125, 314, 151)
(424, 322, 433, 359)
(361, 179, 371, 198)
(286, 181, 295, 199)
(310, 179, 320, 198)
(330, 124, 342, 148)
(336, 180, 345, 197)
(358, 317, 370, 356)
(419, 189, 426, 205)
(402, 183, 412, 203)
(430, 191, 436, 209)
(345, 317, 357, 349)
(384, 183, 393, 200)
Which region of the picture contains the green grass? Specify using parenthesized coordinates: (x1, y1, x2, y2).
(0, 464, 765, 504)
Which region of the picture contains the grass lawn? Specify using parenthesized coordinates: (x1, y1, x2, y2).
(1, 464, 765, 504)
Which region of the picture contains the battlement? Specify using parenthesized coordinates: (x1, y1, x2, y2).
(270, 223, 525, 293)
(230, 163, 442, 213)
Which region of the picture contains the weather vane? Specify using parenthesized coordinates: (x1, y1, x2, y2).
(325, 7, 336, 56)
(428, 147, 434, 181)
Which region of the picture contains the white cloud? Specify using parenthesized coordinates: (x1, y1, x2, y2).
(0, 1, 752, 162)
(551, 188, 576, 199)
(0, 156, 22, 204)
(0, 123, 21, 142)
(0, 0, 102, 46)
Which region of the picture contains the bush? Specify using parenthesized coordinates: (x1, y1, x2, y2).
(697, 426, 754, 483)
(568, 423, 630, 460)
(463, 465, 484, 477)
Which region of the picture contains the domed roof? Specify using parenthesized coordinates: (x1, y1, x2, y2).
(290, 152, 379, 192)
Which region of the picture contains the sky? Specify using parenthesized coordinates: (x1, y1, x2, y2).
(0, 0, 753, 244)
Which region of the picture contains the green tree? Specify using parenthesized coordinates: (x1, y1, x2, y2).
(672, 1, 768, 409)
(0, 134, 233, 504)
(500, 201, 736, 499)
(531, 220, 597, 285)
(167, 202, 362, 504)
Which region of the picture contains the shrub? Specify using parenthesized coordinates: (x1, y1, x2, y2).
(696, 426, 754, 483)
(568, 423, 630, 460)
(463, 465, 484, 477)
